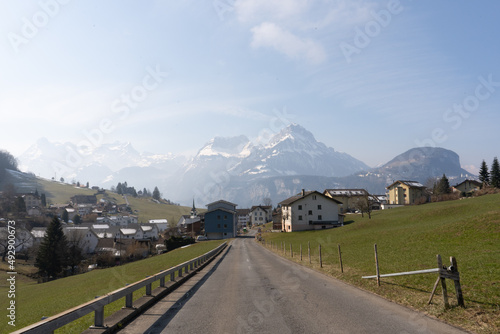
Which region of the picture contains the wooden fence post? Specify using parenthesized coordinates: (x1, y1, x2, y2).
(308, 241, 311, 264)
(451, 256, 465, 307)
(300, 244, 302, 261)
(338, 244, 343, 273)
(319, 244, 322, 268)
(374, 243, 380, 287)
(290, 243, 293, 257)
(437, 254, 449, 308)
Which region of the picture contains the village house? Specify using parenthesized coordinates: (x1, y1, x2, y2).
(279, 190, 343, 232)
(21, 193, 42, 211)
(177, 215, 202, 236)
(249, 205, 272, 226)
(386, 180, 427, 205)
(452, 179, 482, 194)
(63, 226, 99, 254)
(204, 200, 237, 240)
(236, 208, 250, 230)
(149, 219, 169, 232)
(272, 207, 282, 230)
(323, 189, 369, 213)
(70, 195, 97, 206)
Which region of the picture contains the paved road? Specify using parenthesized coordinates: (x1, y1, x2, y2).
(120, 237, 467, 334)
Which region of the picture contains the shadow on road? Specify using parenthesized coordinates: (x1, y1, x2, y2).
(138, 245, 232, 334)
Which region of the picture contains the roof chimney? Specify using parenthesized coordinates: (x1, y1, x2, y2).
(301, 189, 305, 197)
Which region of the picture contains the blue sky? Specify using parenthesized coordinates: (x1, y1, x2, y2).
(1, 0, 499, 173)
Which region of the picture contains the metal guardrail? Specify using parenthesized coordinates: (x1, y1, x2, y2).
(12, 242, 227, 334)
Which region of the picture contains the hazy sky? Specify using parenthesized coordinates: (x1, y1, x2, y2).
(1, 0, 499, 173)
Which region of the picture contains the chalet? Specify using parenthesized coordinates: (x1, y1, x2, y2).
(250, 205, 272, 226)
(279, 190, 343, 232)
(204, 200, 237, 240)
(386, 180, 427, 205)
(452, 179, 482, 194)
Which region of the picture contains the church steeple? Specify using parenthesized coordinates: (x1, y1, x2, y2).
(190, 198, 197, 217)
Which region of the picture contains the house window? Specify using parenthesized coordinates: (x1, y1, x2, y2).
(298, 215, 303, 221)
(217, 215, 221, 219)
(318, 215, 322, 220)
(224, 224, 227, 228)
(298, 205, 302, 210)
(308, 210, 313, 215)
(217, 224, 221, 228)
(318, 205, 322, 210)
(312, 195, 317, 200)
(224, 215, 227, 219)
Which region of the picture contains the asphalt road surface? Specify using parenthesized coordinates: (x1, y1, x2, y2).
(120, 237, 468, 334)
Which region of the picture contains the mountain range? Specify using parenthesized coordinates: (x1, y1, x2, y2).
(17, 124, 475, 207)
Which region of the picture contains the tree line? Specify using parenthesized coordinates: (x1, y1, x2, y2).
(479, 157, 500, 188)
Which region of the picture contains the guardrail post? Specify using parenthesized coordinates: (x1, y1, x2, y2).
(94, 305, 105, 328)
(125, 293, 133, 308)
(171, 271, 175, 281)
(160, 276, 165, 287)
(178, 268, 183, 277)
(146, 282, 152, 296)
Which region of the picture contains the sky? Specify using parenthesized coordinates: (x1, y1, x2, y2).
(1, 0, 499, 174)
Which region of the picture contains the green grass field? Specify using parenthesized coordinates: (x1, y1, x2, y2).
(36, 178, 194, 224)
(260, 194, 500, 334)
(0, 240, 225, 333)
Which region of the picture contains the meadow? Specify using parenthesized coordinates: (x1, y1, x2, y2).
(259, 193, 500, 334)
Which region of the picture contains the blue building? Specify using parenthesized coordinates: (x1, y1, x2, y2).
(204, 200, 237, 239)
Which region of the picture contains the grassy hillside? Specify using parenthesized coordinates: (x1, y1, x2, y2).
(36, 178, 193, 224)
(260, 194, 500, 334)
(0, 240, 225, 333)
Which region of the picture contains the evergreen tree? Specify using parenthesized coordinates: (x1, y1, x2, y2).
(62, 209, 69, 223)
(479, 160, 489, 187)
(153, 186, 161, 201)
(35, 216, 69, 278)
(491, 157, 500, 188)
(41, 193, 47, 207)
(436, 174, 451, 195)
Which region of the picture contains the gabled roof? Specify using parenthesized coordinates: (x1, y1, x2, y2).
(279, 190, 342, 206)
(206, 199, 238, 208)
(386, 180, 425, 189)
(453, 179, 482, 188)
(250, 205, 272, 213)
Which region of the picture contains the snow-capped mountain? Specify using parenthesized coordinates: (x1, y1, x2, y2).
(229, 124, 369, 178)
(18, 138, 183, 184)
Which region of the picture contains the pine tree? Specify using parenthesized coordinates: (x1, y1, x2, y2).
(35, 216, 69, 278)
(479, 160, 489, 187)
(153, 186, 161, 201)
(62, 209, 69, 223)
(491, 157, 500, 188)
(41, 193, 47, 207)
(436, 174, 451, 195)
